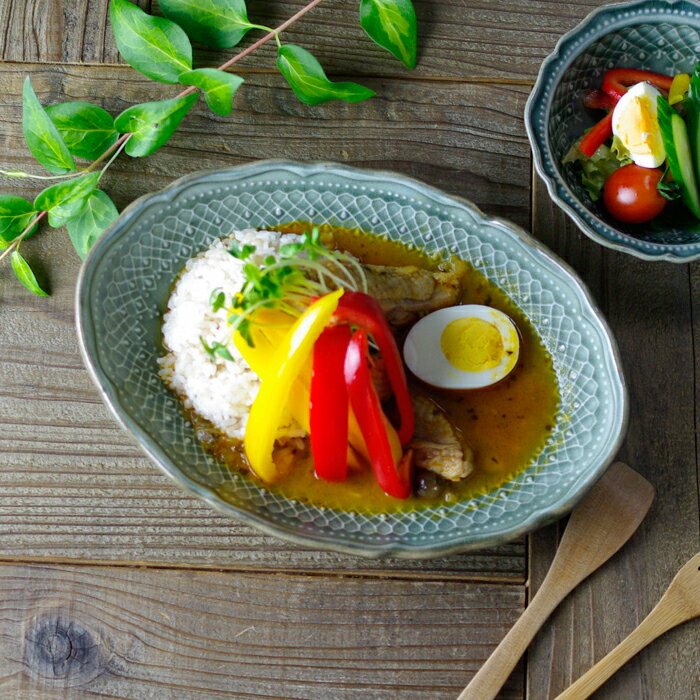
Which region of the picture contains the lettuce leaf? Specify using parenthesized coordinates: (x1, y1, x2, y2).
(563, 137, 631, 201)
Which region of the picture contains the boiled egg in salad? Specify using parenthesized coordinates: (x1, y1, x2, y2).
(403, 305, 520, 390)
(611, 81, 666, 168)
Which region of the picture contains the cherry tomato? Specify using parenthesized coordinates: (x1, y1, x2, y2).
(602, 164, 667, 224)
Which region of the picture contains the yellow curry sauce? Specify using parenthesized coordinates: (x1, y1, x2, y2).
(209, 224, 560, 513)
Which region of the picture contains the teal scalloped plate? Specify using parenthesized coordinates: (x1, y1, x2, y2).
(76, 161, 627, 558)
(526, 0, 700, 262)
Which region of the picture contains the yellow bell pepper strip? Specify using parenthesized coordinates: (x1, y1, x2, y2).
(286, 360, 311, 433)
(234, 309, 313, 433)
(243, 289, 343, 482)
(670, 73, 691, 105)
(344, 328, 411, 499)
(233, 313, 300, 433)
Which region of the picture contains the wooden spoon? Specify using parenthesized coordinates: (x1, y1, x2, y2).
(556, 550, 700, 699)
(457, 462, 654, 700)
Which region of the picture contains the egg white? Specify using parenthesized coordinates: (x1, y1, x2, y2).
(611, 82, 666, 169)
(403, 305, 520, 390)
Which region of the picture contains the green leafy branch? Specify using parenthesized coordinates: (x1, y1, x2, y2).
(0, 0, 418, 295)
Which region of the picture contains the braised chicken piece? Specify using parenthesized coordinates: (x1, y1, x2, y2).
(409, 395, 474, 481)
(321, 257, 464, 326)
(368, 354, 392, 402)
(272, 437, 308, 478)
(362, 259, 465, 326)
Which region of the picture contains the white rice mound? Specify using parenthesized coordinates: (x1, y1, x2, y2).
(158, 228, 304, 441)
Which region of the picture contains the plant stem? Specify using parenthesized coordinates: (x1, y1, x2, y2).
(85, 133, 132, 174)
(98, 136, 129, 183)
(175, 0, 329, 99)
(0, 210, 47, 264)
(0, 169, 78, 181)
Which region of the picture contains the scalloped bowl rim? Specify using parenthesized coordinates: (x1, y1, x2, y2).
(525, 0, 700, 263)
(76, 160, 628, 559)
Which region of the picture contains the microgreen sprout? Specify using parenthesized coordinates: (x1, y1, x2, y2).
(209, 289, 226, 312)
(211, 226, 369, 354)
(200, 336, 235, 362)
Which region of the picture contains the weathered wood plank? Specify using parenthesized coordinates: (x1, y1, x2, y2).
(1, 0, 603, 81)
(0, 0, 150, 64)
(0, 563, 525, 698)
(0, 64, 531, 226)
(0, 63, 529, 576)
(527, 176, 700, 699)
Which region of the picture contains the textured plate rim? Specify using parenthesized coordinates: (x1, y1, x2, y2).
(525, 0, 700, 263)
(76, 160, 628, 559)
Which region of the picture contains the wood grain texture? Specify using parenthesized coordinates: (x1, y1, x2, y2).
(527, 175, 700, 700)
(0, 563, 525, 699)
(0, 63, 528, 577)
(1, 0, 603, 80)
(0, 64, 531, 226)
(461, 463, 654, 700)
(556, 553, 700, 699)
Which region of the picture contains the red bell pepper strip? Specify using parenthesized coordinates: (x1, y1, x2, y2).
(579, 111, 614, 158)
(582, 89, 616, 112)
(579, 69, 673, 158)
(601, 68, 673, 102)
(332, 291, 414, 445)
(310, 325, 352, 481)
(344, 329, 412, 499)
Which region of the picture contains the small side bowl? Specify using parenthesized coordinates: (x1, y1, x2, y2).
(526, 0, 700, 262)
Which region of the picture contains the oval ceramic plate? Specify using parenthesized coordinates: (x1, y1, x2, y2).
(77, 161, 627, 558)
(526, 0, 700, 262)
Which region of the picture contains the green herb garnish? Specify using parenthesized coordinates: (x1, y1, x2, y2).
(213, 226, 369, 352)
(210, 289, 226, 311)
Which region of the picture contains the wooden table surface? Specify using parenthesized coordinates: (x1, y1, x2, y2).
(0, 1, 698, 698)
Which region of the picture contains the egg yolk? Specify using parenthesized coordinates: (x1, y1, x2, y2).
(440, 318, 503, 372)
(617, 96, 662, 157)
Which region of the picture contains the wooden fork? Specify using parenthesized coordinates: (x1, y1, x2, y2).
(556, 551, 700, 699)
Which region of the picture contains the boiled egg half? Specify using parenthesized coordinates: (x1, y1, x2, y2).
(403, 305, 520, 390)
(611, 81, 666, 168)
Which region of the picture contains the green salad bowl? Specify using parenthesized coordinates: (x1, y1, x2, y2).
(76, 161, 627, 558)
(526, 0, 700, 262)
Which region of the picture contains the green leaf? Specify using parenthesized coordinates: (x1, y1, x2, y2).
(213, 343, 234, 361)
(277, 45, 375, 105)
(114, 94, 199, 157)
(360, 0, 417, 69)
(159, 0, 252, 49)
(658, 178, 682, 201)
(10, 250, 48, 296)
(22, 77, 75, 174)
(34, 172, 100, 227)
(562, 139, 626, 202)
(66, 190, 119, 259)
(0, 195, 39, 247)
(178, 69, 244, 116)
(229, 241, 256, 259)
(210, 289, 225, 311)
(45, 102, 118, 160)
(109, 0, 193, 83)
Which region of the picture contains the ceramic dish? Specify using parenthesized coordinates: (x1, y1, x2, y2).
(76, 161, 627, 558)
(526, 0, 700, 262)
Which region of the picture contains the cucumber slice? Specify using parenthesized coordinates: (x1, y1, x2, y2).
(686, 69, 700, 190)
(658, 95, 700, 219)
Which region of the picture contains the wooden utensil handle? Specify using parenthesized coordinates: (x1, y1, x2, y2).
(555, 604, 685, 699)
(458, 590, 559, 700)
